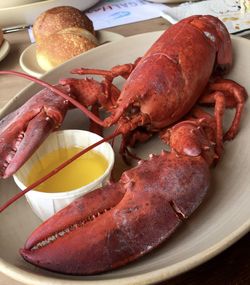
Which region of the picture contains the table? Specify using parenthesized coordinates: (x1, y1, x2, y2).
(0, 17, 249, 285)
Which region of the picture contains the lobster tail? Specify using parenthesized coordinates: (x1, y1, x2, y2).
(184, 15, 232, 74)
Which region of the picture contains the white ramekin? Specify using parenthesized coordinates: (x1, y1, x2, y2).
(13, 129, 114, 221)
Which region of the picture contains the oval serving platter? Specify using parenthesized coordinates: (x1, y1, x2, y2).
(0, 32, 250, 285)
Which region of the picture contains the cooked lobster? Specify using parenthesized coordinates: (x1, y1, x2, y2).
(0, 15, 248, 275)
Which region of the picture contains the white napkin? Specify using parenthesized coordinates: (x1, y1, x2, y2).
(86, 0, 165, 30)
(161, 0, 250, 36)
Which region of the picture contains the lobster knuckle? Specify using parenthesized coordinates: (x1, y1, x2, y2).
(44, 106, 65, 126)
(168, 122, 201, 157)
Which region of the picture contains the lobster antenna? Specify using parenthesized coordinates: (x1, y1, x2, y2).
(0, 131, 121, 213)
(0, 70, 105, 126)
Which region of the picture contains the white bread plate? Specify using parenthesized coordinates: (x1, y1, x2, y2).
(0, 40, 10, 62)
(0, 31, 249, 285)
(20, 30, 124, 77)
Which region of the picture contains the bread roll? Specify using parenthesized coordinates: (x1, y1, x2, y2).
(33, 6, 98, 71)
(36, 28, 98, 71)
(33, 6, 95, 43)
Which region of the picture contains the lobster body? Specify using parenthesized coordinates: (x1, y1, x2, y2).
(107, 15, 232, 130)
(20, 120, 212, 275)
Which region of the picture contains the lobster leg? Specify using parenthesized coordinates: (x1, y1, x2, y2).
(20, 119, 215, 275)
(69, 63, 136, 103)
(60, 59, 141, 112)
(188, 103, 224, 158)
(70, 56, 142, 81)
(59, 77, 120, 110)
(89, 104, 103, 135)
(116, 128, 152, 165)
(199, 79, 248, 140)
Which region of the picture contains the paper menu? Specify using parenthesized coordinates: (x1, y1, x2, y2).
(86, 0, 165, 30)
(161, 0, 250, 35)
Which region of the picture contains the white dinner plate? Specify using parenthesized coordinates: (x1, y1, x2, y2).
(0, 31, 250, 285)
(0, 0, 100, 28)
(19, 31, 124, 78)
(0, 40, 10, 62)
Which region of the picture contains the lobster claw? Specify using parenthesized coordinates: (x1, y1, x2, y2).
(0, 86, 69, 178)
(20, 137, 211, 275)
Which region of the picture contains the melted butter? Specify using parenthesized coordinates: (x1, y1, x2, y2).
(27, 147, 108, 193)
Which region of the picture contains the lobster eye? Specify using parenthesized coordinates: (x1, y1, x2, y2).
(126, 105, 140, 117)
(130, 106, 140, 115)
